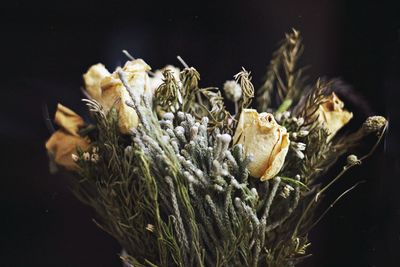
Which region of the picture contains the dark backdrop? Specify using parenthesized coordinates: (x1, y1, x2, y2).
(1, 1, 400, 266)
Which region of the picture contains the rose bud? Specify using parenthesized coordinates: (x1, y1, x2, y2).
(233, 109, 290, 181)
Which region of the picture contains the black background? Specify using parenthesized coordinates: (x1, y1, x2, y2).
(1, 0, 400, 266)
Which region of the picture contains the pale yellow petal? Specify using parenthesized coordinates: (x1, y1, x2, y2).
(260, 131, 290, 181)
(54, 103, 85, 136)
(98, 59, 151, 134)
(317, 92, 353, 139)
(83, 63, 110, 101)
(233, 109, 259, 145)
(45, 130, 90, 170)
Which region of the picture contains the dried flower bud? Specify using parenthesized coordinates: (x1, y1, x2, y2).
(83, 152, 91, 161)
(362, 116, 387, 133)
(347, 154, 361, 165)
(233, 109, 290, 181)
(297, 130, 309, 137)
(71, 154, 79, 162)
(149, 65, 180, 93)
(91, 153, 99, 163)
(223, 80, 242, 102)
(280, 184, 294, 199)
(296, 117, 305, 126)
(293, 142, 306, 151)
(146, 224, 155, 232)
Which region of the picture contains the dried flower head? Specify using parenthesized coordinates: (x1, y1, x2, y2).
(146, 224, 155, 232)
(223, 80, 242, 102)
(71, 154, 79, 162)
(233, 109, 290, 181)
(83, 152, 91, 161)
(280, 184, 295, 198)
(149, 65, 181, 93)
(362, 116, 387, 133)
(346, 154, 361, 165)
(234, 68, 254, 108)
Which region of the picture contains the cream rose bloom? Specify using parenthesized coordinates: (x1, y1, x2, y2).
(83, 59, 152, 134)
(83, 63, 110, 101)
(45, 104, 90, 170)
(233, 109, 290, 181)
(317, 92, 353, 139)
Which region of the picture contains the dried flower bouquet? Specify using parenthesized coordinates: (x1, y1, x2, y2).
(45, 30, 387, 267)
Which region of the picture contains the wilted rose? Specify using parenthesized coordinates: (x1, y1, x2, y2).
(45, 104, 90, 170)
(233, 109, 290, 181)
(83, 63, 110, 101)
(316, 92, 353, 139)
(83, 59, 152, 134)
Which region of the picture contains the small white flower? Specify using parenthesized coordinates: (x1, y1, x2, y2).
(296, 117, 305, 126)
(91, 153, 99, 163)
(294, 150, 305, 160)
(298, 130, 309, 137)
(223, 80, 242, 102)
(83, 152, 91, 161)
(146, 224, 155, 232)
(280, 184, 294, 198)
(71, 154, 79, 162)
(295, 142, 306, 151)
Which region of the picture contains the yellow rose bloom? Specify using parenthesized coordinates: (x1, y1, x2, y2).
(233, 109, 290, 181)
(317, 92, 353, 139)
(45, 104, 90, 170)
(83, 59, 151, 134)
(82, 63, 110, 101)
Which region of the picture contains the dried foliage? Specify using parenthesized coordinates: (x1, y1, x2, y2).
(47, 29, 387, 267)
(257, 29, 306, 113)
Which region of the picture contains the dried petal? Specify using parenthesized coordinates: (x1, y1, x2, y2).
(45, 130, 89, 170)
(54, 103, 85, 136)
(45, 104, 90, 170)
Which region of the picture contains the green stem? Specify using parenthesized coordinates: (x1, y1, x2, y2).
(276, 98, 293, 113)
